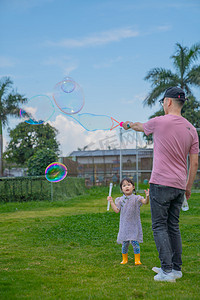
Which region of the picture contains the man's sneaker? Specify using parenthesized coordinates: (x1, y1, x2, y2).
(154, 269, 176, 282)
(152, 267, 182, 279)
(172, 270, 182, 279)
(152, 267, 161, 273)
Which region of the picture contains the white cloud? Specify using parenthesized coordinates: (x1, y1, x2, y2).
(48, 114, 123, 156)
(45, 27, 139, 48)
(48, 114, 149, 156)
(23, 105, 37, 118)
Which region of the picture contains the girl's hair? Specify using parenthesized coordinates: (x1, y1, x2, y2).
(120, 177, 137, 195)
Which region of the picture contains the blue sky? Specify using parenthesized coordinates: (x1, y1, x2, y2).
(1, 0, 200, 156)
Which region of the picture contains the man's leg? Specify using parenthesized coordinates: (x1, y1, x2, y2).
(150, 184, 174, 273)
(168, 190, 184, 271)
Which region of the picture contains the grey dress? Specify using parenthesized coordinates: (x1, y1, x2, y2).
(115, 194, 143, 244)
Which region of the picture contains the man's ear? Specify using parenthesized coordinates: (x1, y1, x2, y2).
(168, 98, 172, 106)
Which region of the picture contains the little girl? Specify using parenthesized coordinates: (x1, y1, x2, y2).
(107, 177, 149, 265)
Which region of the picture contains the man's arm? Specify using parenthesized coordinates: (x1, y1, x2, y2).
(122, 121, 144, 132)
(186, 153, 199, 200)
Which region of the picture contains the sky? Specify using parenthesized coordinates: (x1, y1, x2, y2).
(0, 0, 200, 156)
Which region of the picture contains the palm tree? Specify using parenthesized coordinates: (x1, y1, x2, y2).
(0, 77, 27, 176)
(144, 42, 200, 106)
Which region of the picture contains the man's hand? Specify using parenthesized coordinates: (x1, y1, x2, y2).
(185, 188, 191, 200)
(122, 121, 144, 132)
(122, 121, 131, 130)
(186, 153, 198, 200)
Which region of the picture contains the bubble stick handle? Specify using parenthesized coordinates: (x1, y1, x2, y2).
(120, 122, 130, 128)
(107, 183, 113, 211)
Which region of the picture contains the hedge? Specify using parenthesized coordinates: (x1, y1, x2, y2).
(0, 176, 86, 202)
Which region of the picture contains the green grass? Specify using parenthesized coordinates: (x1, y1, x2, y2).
(0, 188, 199, 299)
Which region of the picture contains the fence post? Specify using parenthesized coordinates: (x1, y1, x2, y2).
(51, 182, 53, 201)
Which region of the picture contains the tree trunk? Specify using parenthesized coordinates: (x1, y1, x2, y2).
(0, 121, 3, 176)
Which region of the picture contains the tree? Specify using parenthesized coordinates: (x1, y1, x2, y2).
(27, 148, 58, 176)
(144, 42, 200, 106)
(0, 77, 27, 176)
(4, 122, 60, 165)
(143, 42, 200, 144)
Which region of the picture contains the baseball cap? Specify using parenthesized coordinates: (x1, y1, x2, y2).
(159, 87, 187, 103)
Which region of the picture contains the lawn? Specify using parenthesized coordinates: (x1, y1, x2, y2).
(0, 187, 199, 299)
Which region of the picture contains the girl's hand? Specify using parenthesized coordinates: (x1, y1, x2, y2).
(140, 188, 149, 205)
(107, 196, 113, 203)
(144, 189, 149, 197)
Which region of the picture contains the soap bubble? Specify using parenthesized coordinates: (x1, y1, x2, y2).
(45, 162, 68, 183)
(61, 77, 76, 93)
(53, 77, 84, 115)
(20, 95, 55, 125)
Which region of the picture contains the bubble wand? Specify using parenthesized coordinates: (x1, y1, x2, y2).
(67, 113, 130, 131)
(107, 183, 113, 211)
(52, 77, 131, 131)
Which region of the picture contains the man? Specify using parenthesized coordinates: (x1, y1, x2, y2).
(122, 86, 199, 282)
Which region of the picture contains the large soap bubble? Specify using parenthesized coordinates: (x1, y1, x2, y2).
(53, 77, 84, 115)
(20, 95, 55, 125)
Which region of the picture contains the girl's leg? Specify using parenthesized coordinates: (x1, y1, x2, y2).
(131, 241, 140, 254)
(121, 241, 129, 264)
(122, 241, 130, 254)
(131, 241, 142, 265)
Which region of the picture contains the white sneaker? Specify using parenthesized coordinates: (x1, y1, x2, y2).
(152, 267, 161, 273)
(172, 270, 182, 279)
(154, 269, 176, 282)
(152, 267, 182, 279)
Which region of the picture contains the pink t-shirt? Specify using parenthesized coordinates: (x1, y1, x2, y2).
(143, 114, 199, 190)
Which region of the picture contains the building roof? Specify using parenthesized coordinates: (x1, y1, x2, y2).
(69, 149, 153, 157)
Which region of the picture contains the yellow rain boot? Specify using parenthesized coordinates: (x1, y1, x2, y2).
(121, 253, 128, 264)
(135, 253, 142, 265)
